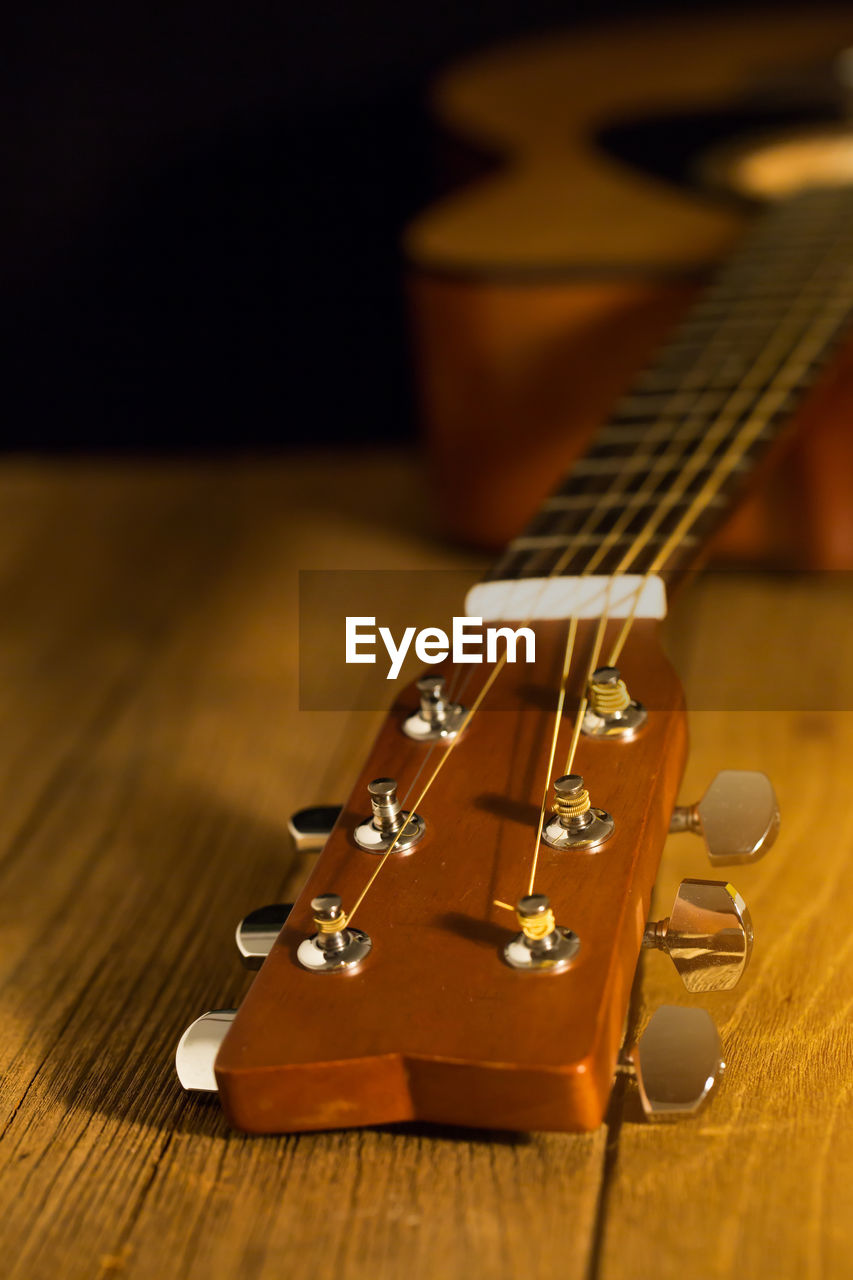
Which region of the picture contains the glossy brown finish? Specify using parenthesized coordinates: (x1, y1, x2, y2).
(407, 10, 853, 566)
(216, 619, 687, 1132)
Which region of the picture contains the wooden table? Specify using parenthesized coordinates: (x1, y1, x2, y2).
(1, 453, 850, 1280)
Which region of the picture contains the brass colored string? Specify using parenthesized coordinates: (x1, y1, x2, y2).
(316, 912, 347, 934)
(527, 616, 579, 895)
(525, 588, 610, 899)
(346, 437, 641, 923)
(344, 210, 852, 928)
(562, 608, 610, 778)
(346, 647, 513, 927)
(525, 208, 852, 603)
(606, 275, 853, 667)
(606, 586, 645, 669)
(525, 228, 853, 893)
(517, 907, 556, 941)
(588, 675, 631, 713)
(493, 899, 556, 940)
(555, 786, 591, 819)
(485, 266, 834, 898)
(574, 272, 847, 585)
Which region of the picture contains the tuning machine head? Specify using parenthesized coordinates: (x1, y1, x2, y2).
(176, 1009, 236, 1093)
(288, 805, 342, 853)
(670, 769, 779, 865)
(624, 1005, 725, 1121)
(403, 675, 467, 741)
(236, 903, 292, 969)
(643, 878, 753, 991)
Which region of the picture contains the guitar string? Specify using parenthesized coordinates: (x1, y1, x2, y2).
(520, 212, 853, 895)
(419, 193, 847, 732)
(533, 219, 852, 587)
(369, 216, 848, 922)
(526, 616, 578, 895)
(609, 264, 853, 576)
(490, 199, 849, 846)
(405, 233, 790, 784)
(431, 258, 849, 916)
(346, 195, 852, 926)
(500, 197, 848, 585)
(603, 258, 853, 667)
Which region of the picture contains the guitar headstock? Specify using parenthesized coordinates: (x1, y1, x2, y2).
(175, 614, 775, 1133)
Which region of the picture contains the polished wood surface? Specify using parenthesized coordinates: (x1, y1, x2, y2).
(1, 453, 851, 1278)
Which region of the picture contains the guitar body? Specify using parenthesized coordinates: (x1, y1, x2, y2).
(405, 8, 853, 564)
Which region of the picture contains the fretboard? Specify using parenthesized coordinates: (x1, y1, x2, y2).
(488, 186, 853, 583)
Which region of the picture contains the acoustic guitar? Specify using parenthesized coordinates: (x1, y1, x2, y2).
(405, 7, 853, 565)
(175, 9, 853, 1133)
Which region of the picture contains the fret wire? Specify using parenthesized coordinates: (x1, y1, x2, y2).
(610, 278, 853, 578)
(509, 533, 700, 551)
(541, 491, 728, 511)
(491, 187, 853, 584)
(346, 187, 853, 927)
(604, 266, 853, 665)
(644, 286, 853, 577)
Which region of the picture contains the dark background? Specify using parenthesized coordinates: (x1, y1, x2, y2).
(0, 0, 819, 451)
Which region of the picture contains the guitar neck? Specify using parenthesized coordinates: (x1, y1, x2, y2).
(489, 186, 853, 586)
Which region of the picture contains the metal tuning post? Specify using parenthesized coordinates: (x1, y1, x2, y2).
(288, 805, 342, 852)
(542, 774, 615, 851)
(502, 894, 580, 972)
(619, 1006, 725, 1121)
(403, 675, 467, 742)
(581, 665, 647, 739)
(296, 893, 372, 972)
(642, 879, 753, 991)
(354, 777, 425, 853)
(176, 1010, 236, 1093)
(670, 770, 780, 865)
(236, 903, 293, 969)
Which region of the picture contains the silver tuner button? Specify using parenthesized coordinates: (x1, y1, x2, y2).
(402, 675, 467, 742)
(236, 903, 293, 969)
(626, 1005, 725, 1121)
(175, 1009, 236, 1093)
(354, 777, 425, 853)
(670, 769, 780, 865)
(288, 805, 342, 853)
(643, 879, 753, 991)
(296, 893, 372, 973)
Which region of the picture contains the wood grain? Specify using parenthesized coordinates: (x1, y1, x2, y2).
(0, 454, 850, 1278)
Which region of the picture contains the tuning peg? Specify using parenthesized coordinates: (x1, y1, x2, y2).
(175, 1009, 236, 1093)
(402, 675, 467, 741)
(354, 778, 425, 853)
(288, 805, 342, 852)
(669, 770, 779, 865)
(236, 903, 293, 969)
(622, 1005, 725, 1121)
(642, 879, 753, 991)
